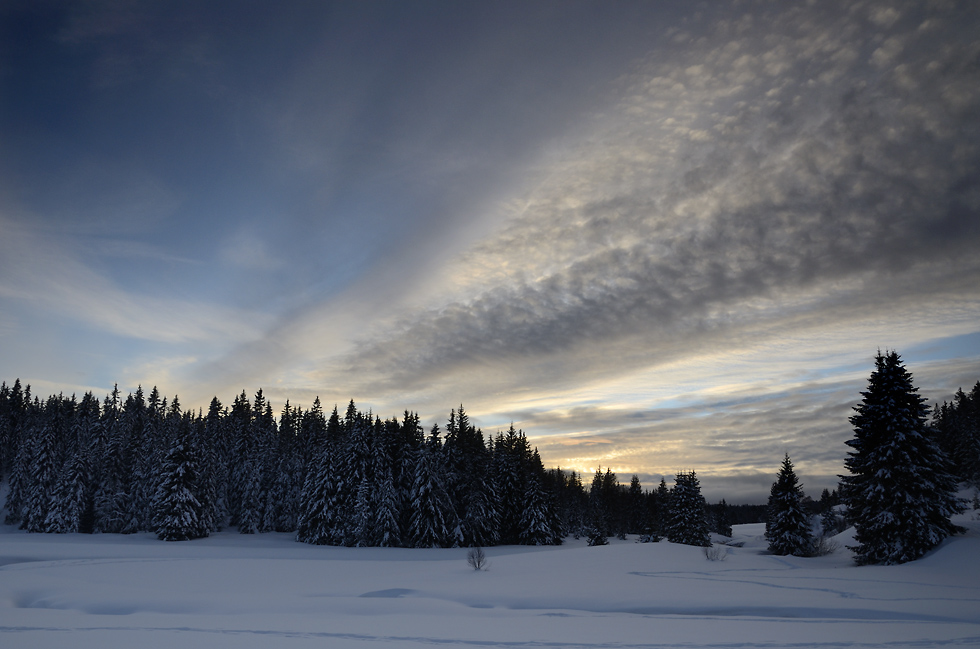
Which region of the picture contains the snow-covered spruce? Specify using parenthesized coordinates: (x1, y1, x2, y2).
(152, 412, 208, 542)
(841, 351, 964, 565)
(666, 471, 711, 547)
(408, 430, 455, 548)
(765, 454, 813, 556)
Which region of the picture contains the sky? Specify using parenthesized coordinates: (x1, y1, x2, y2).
(1, 0, 979, 503)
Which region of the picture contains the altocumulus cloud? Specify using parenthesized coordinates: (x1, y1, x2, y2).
(337, 0, 980, 398)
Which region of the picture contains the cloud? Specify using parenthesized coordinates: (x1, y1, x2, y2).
(219, 227, 284, 272)
(0, 215, 269, 345)
(521, 350, 980, 503)
(327, 0, 980, 401)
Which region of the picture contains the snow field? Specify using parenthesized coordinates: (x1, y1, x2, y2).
(2, 519, 980, 648)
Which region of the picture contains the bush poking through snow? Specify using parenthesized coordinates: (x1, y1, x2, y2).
(809, 534, 840, 557)
(467, 546, 488, 571)
(703, 545, 727, 561)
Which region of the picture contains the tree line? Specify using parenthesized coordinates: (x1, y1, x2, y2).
(0, 382, 728, 546)
(2, 349, 975, 564)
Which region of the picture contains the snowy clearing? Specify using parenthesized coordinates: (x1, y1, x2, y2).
(2, 519, 979, 649)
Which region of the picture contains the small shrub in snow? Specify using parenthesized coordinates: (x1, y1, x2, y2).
(467, 546, 488, 571)
(703, 545, 727, 561)
(809, 534, 840, 557)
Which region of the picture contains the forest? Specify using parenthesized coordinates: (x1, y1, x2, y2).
(1, 363, 977, 556)
(0, 382, 718, 546)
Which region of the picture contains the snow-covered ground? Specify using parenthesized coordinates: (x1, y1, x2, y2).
(2, 517, 979, 648)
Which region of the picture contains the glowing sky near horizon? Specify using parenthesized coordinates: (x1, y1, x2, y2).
(2, 0, 979, 502)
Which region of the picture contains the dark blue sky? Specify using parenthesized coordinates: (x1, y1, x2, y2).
(2, 0, 978, 501)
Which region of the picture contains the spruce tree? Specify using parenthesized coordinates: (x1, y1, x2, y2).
(666, 471, 710, 547)
(462, 475, 500, 547)
(560, 470, 588, 539)
(518, 474, 553, 545)
(586, 468, 609, 545)
(712, 499, 733, 538)
(200, 397, 226, 532)
(626, 475, 644, 535)
(44, 442, 93, 533)
(125, 387, 154, 532)
(652, 477, 670, 539)
(337, 407, 372, 546)
(766, 454, 813, 556)
(841, 351, 964, 565)
(374, 459, 402, 548)
(408, 428, 454, 548)
(2, 380, 30, 525)
(152, 413, 207, 541)
(491, 425, 528, 544)
(296, 400, 326, 542)
(23, 398, 61, 532)
(296, 443, 343, 545)
(237, 459, 264, 535)
(264, 402, 301, 533)
(3, 426, 30, 526)
(235, 390, 273, 534)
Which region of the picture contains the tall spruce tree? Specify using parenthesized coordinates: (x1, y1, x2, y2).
(93, 386, 130, 533)
(2, 380, 30, 524)
(666, 471, 710, 547)
(766, 454, 812, 556)
(44, 442, 93, 533)
(841, 351, 964, 565)
(264, 401, 301, 533)
(518, 474, 553, 545)
(23, 397, 62, 532)
(491, 425, 529, 544)
(153, 413, 207, 541)
(652, 477, 670, 539)
(200, 397, 226, 532)
(296, 403, 339, 545)
(626, 475, 644, 535)
(125, 387, 154, 533)
(408, 427, 455, 548)
(586, 468, 609, 546)
(374, 456, 402, 548)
